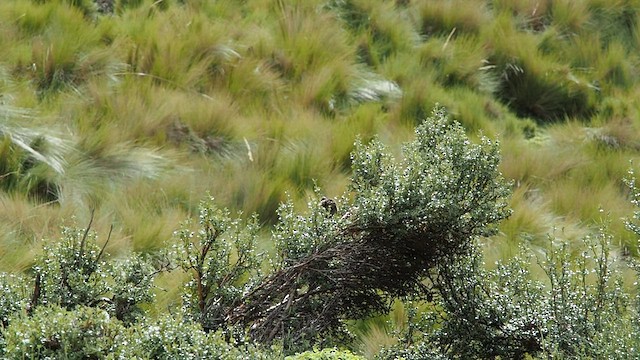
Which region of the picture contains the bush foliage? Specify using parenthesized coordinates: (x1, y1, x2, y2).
(377, 227, 640, 359)
(221, 107, 510, 350)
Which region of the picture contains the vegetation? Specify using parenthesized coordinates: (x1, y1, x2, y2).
(3, 0, 640, 358)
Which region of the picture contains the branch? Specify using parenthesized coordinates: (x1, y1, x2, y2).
(26, 272, 41, 316)
(78, 208, 95, 258)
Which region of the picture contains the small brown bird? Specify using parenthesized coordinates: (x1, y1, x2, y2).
(320, 196, 337, 216)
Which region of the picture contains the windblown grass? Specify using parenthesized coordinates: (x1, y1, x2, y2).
(328, 0, 418, 65)
(550, 0, 591, 34)
(416, 0, 491, 36)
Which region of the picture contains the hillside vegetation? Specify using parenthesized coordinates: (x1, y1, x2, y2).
(3, 0, 640, 358)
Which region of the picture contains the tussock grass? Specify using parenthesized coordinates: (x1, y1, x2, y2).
(550, 0, 591, 34)
(499, 121, 639, 253)
(483, 17, 598, 121)
(597, 42, 638, 91)
(589, 116, 640, 150)
(446, 87, 499, 136)
(350, 301, 410, 359)
(2, 2, 121, 98)
(0, 116, 71, 202)
(490, 0, 551, 30)
(416, 0, 491, 36)
(111, 187, 184, 252)
(328, 0, 418, 65)
(418, 34, 492, 91)
(392, 75, 446, 125)
(274, 2, 355, 80)
(497, 185, 555, 245)
(60, 144, 172, 208)
(331, 102, 385, 170)
(500, 135, 589, 190)
(0, 193, 75, 272)
(355, 323, 397, 359)
(587, 0, 640, 48)
(117, 10, 239, 90)
(0, 3, 633, 239)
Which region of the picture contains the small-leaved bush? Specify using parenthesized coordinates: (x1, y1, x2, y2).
(3, 305, 275, 360)
(33, 221, 155, 324)
(217, 106, 511, 351)
(113, 315, 274, 360)
(173, 197, 263, 333)
(285, 347, 366, 360)
(378, 225, 640, 359)
(3, 305, 120, 359)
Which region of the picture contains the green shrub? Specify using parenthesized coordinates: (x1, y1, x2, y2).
(3, 305, 121, 359)
(173, 197, 263, 332)
(218, 106, 510, 351)
(286, 347, 365, 360)
(376, 343, 447, 360)
(2, 306, 275, 359)
(379, 226, 639, 359)
(0, 273, 29, 323)
(32, 220, 155, 323)
(114, 315, 275, 359)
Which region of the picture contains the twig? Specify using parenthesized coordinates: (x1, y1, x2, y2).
(79, 208, 95, 257)
(96, 224, 113, 263)
(26, 272, 41, 316)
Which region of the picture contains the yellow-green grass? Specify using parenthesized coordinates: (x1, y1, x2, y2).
(550, 0, 591, 35)
(416, 0, 491, 36)
(350, 300, 411, 358)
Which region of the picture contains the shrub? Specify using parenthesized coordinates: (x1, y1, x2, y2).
(0, 273, 30, 355)
(220, 106, 511, 350)
(2, 306, 275, 359)
(0, 216, 272, 358)
(173, 197, 263, 333)
(32, 217, 156, 323)
(379, 226, 638, 359)
(286, 347, 366, 360)
(114, 315, 275, 360)
(2, 305, 121, 359)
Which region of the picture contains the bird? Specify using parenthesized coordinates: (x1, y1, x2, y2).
(320, 196, 337, 216)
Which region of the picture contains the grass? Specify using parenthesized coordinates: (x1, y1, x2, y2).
(3, 0, 640, 356)
(550, 0, 591, 34)
(416, 0, 491, 36)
